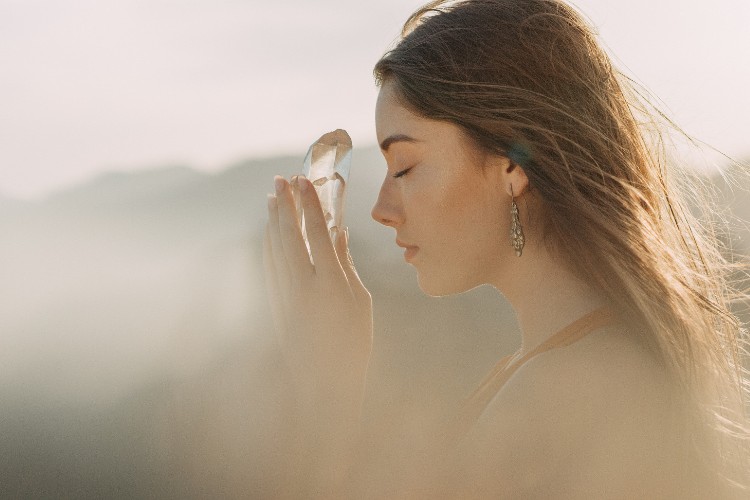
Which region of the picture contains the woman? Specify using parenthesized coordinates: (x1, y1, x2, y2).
(264, 0, 749, 497)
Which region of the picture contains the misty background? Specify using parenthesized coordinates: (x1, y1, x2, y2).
(1, 0, 749, 498)
(2, 146, 750, 498)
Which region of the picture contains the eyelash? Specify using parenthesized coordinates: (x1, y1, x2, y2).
(392, 167, 412, 179)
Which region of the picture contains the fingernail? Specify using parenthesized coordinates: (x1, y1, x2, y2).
(330, 226, 339, 243)
(274, 176, 285, 194)
(343, 227, 349, 245)
(267, 193, 277, 210)
(298, 175, 309, 192)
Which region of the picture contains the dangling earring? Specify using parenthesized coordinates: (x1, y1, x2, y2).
(510, 184, 525, 257)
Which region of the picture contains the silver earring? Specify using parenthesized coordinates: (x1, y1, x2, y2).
(510, 185, 525, 257)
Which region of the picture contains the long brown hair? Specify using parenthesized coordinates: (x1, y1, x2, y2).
(374, 0, 749, 492)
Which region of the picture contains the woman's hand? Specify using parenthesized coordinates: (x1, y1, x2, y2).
(263, 175, 373, 410)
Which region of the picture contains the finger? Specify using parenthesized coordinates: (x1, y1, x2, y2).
(267, 193, 291, 292)
(335, 227, 371, 304)
(263, 222, 289, 342)
(274, 176, 314, 278)
(298, 175, 345, 278)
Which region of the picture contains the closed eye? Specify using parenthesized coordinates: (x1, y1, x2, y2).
(392, 167, 412, 179)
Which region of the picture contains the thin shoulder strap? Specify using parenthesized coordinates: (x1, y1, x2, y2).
(509, 306, 616, 371)
(447, 306, 617, 445)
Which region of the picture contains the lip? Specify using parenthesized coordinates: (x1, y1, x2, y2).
(396, 239, 419, 262)
(403, 246, 419, 262)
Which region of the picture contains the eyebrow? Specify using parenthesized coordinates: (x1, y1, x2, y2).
(379, 134, 420, 152)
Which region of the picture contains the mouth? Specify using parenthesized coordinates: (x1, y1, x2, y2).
(396, 239, 419, 262)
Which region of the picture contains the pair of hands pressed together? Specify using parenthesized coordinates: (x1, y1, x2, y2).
(263, 174, 373, 410)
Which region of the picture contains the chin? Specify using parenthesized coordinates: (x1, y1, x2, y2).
(416, 273, 478, 297)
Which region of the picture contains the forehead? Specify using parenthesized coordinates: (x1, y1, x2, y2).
(375, 81, 421, 141)
(375, 80, 469, 152)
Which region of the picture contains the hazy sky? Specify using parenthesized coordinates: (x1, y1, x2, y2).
(1, 0, 749, 199)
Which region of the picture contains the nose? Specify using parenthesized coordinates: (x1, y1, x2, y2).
(371, 177, 403, 228)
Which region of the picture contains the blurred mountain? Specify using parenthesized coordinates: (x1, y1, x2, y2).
(47, 165, 206, 205)
(0, 191, 26, 213)
(1, 149, 748, 498)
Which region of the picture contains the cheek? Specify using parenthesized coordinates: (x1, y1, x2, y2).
(414, 181, 467, 234)
(438, 176, 493, 228)
(406, 166, 498, 241)
(447, 189, 505, 259)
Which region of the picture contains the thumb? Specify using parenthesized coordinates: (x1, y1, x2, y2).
(335, 227, 369, 300)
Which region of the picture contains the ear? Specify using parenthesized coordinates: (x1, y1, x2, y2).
(485, 155, 530, 198)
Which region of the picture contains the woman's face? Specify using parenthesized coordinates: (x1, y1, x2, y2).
(372, 81, 514, 296)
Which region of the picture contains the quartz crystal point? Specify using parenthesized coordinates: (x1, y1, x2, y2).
(295, 129, 352, 259)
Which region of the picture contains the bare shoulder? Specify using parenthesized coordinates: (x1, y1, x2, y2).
(457, 323, 686, 498)
(519, 322, 673, 412)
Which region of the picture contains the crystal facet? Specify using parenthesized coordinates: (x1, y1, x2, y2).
(295, 130, 352, 258)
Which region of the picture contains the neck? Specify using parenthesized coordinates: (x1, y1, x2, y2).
(492, 244, 610, 356)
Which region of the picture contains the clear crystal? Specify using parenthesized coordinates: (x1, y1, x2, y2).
(295, 129, 352, 258)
